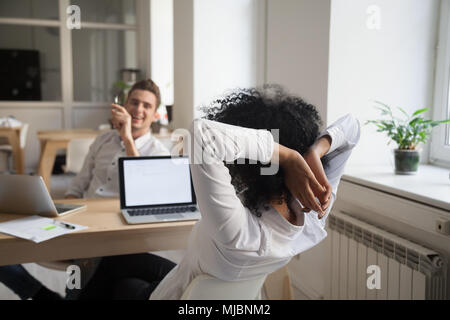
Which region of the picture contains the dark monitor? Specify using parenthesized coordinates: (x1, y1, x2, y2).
(0, 49, 41, 101)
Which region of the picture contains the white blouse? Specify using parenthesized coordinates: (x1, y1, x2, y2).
(150, 114, 360, 300)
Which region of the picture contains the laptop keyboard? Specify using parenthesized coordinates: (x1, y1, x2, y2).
(127, 206, 197, 217)
(56, 207, 72, 214)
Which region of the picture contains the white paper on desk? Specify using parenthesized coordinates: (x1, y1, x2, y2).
(0, 215, 87, 243)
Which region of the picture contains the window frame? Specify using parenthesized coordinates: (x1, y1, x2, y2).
(430, 0, 450, 166)
(0, 0, 149, 129)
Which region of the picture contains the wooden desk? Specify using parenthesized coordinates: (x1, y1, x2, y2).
(0, 198, 292, 299)
(37, 129, 100, 189)
(0, 126, 25, 174)
(0, 198, 197, 266)
(37, 128, 174, 190)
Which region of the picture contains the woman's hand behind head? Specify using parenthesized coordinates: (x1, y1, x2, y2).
(277, 144, 326, 216)
(304, 149, 332, 217)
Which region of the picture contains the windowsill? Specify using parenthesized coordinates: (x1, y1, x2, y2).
(342, 164, 450, 212)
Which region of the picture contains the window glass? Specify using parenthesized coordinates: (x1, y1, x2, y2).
(71, 0, 136, 24)
(72, 29, 137, 102)
(0, 25, 61, 101)
(0, 0, 59, 20)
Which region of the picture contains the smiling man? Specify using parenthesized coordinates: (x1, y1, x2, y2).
(0, 80, 172, 301)
(65, 79, 169, 199)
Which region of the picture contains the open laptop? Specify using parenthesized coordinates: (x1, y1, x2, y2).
(118, 156, 201, 224)
(0, 175, 86, 217)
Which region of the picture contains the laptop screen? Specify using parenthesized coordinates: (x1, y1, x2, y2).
(119, 156, 194, 208)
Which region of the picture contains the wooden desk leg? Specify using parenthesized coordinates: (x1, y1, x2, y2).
(6, 131, 24, 174)
(15, 129, 25, 174)
(19, 147, 25, 174)
(38, 141, 67, 190)
(263, 266, 293, 300)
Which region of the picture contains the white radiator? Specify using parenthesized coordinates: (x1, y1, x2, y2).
(327, 211, 447, 300)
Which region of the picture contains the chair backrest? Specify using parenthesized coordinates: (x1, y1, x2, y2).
(20, 123, 29, 148)
(180, 274, 267, 300)
(0, 124, 28, 148)
(37, 260, 72, 271)
(0, 124, 28, 172)
(98, 123, 112, 131)
(65, 138, 95, 173)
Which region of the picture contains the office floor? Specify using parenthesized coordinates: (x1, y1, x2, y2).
(0, 174, 309, 300)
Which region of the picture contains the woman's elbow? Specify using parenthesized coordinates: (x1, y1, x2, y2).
(344, 114, 361, 146)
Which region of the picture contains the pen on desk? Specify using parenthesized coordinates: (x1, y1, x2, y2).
(53, 220, 76, 230)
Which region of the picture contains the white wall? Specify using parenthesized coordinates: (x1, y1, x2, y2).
(193, 0, 262, 116)
(266, 0, 331, 125)
(327, 0, 440, 166)
(171, 0, 333, 128)
(172, 0, 263, 129)
(151, 0, 174, 106)
(172, 0, 194, 130)
(72, 108, 111, 129)
(263, 0, 333, 298)
(288, 0, 441, 300)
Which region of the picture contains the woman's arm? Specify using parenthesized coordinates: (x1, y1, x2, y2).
(189, 119, 274, 244)
(275, 144, 327, 215)
(305, 114, 361, 221)
(318, 114, 361, 190)
(189, 119, 327, 243)
(304, 136, 333, 216)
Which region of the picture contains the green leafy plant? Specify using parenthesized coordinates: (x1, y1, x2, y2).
(113, 80, 131, 92)
(366, 101, 450, 150)
(112, 81, 132, 105)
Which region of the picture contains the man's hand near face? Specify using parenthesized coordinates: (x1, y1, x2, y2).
(111, 104, 132, 140)
(111, 104, 140, 156)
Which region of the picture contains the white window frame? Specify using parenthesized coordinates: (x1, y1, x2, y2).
(431, 0, 450, 166)
(0, 0, 150, 129)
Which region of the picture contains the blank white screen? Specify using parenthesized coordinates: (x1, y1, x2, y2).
(123, 158, 192, 207)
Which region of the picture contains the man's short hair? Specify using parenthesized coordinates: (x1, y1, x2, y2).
(127, 79, 161, 108)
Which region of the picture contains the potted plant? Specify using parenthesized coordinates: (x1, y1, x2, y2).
(113, 80, 131, 105)
(366, 101, 450, 175)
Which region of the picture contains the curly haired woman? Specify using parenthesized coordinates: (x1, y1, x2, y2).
(150, 85, 360, 299)
(79, 85, 360, 300)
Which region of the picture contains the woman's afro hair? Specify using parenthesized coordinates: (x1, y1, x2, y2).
(201, 84, 323, 217)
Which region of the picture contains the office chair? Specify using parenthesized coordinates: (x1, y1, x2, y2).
(180, 274, 267, 300)
(65, 138, 95, 174)
(98, 123, 112, 131)
(0, 123, 29, 173)
(37, 260, 72, 271)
